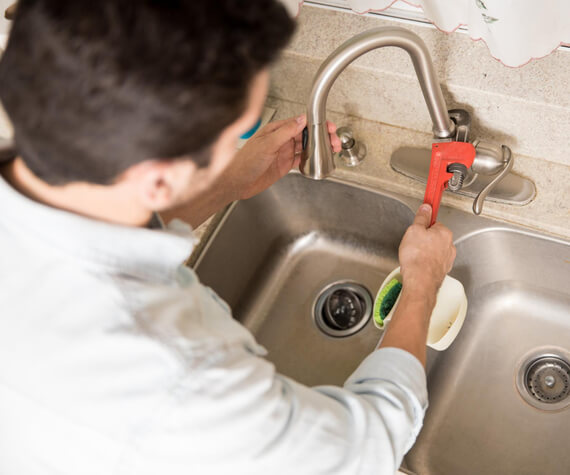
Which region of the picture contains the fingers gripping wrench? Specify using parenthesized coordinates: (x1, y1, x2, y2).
(423, 142, 476, 226)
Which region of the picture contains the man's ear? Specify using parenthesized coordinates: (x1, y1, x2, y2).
(122, 159, 196, 212)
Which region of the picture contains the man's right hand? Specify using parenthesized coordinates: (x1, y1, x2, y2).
(379, 204, 456, 366)
(398, 204, 456, 298)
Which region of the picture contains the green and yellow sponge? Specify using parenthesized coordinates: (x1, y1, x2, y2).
(373, 279, 403, 327)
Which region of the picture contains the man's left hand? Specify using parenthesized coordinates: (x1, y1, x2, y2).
(230, 114, 341, 201)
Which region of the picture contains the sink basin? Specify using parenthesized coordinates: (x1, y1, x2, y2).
(405, 229, 570, 475)
(195, 172, 414, 386)
(194, 172, 570, 474)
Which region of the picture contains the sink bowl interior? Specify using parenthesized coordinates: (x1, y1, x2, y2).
(405, 229, 570, 475)
(195, 173, 570, 475)
(195, 172, 414, 386)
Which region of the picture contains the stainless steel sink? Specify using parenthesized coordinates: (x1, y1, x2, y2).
(406, 229, 570, 474)
(194, 171, 570, 475)
(195, 172, 414, 386)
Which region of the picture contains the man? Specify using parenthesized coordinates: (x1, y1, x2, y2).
(0, 1, 455, 474)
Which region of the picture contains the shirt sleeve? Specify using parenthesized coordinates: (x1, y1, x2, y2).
(120, 341, 428, 475)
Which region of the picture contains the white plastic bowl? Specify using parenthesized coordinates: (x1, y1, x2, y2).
(374, 266, 468, 351)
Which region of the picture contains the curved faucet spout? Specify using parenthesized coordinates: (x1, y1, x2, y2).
(301, 27, 455, 179)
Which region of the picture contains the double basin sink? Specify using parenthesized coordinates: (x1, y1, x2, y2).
(194, 171, 570, 475)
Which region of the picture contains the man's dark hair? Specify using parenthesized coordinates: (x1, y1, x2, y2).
(0, 0, 295, 185)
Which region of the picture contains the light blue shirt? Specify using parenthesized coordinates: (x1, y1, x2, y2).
(0, 173, 427, 474)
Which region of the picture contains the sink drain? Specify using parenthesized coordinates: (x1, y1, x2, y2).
(314, 282, 372, 337)
(516, 352, 570, 411)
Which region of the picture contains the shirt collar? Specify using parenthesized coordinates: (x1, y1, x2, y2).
(0, 172, 197, 282)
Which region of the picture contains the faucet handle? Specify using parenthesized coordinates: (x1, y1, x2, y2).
(471, 142, 514, 215)
(336, 126, 366, 167)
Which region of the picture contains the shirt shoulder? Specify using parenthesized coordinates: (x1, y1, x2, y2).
(117, 265, 263, 364)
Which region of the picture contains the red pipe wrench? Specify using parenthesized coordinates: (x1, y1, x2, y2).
(424, 142, 476, 227)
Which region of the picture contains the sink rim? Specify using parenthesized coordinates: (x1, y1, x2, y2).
(193, 171, 570, 270)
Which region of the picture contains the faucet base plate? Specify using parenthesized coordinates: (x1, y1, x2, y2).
(391, 146, 536, 206)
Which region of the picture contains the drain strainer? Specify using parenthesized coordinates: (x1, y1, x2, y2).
(516, 352, 570, 411)
(314, 282, 372, 337)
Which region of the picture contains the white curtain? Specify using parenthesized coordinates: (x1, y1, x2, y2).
(280, 0, 570, 67)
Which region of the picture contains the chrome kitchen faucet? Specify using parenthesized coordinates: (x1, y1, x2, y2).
(300, 27, 535, 215)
